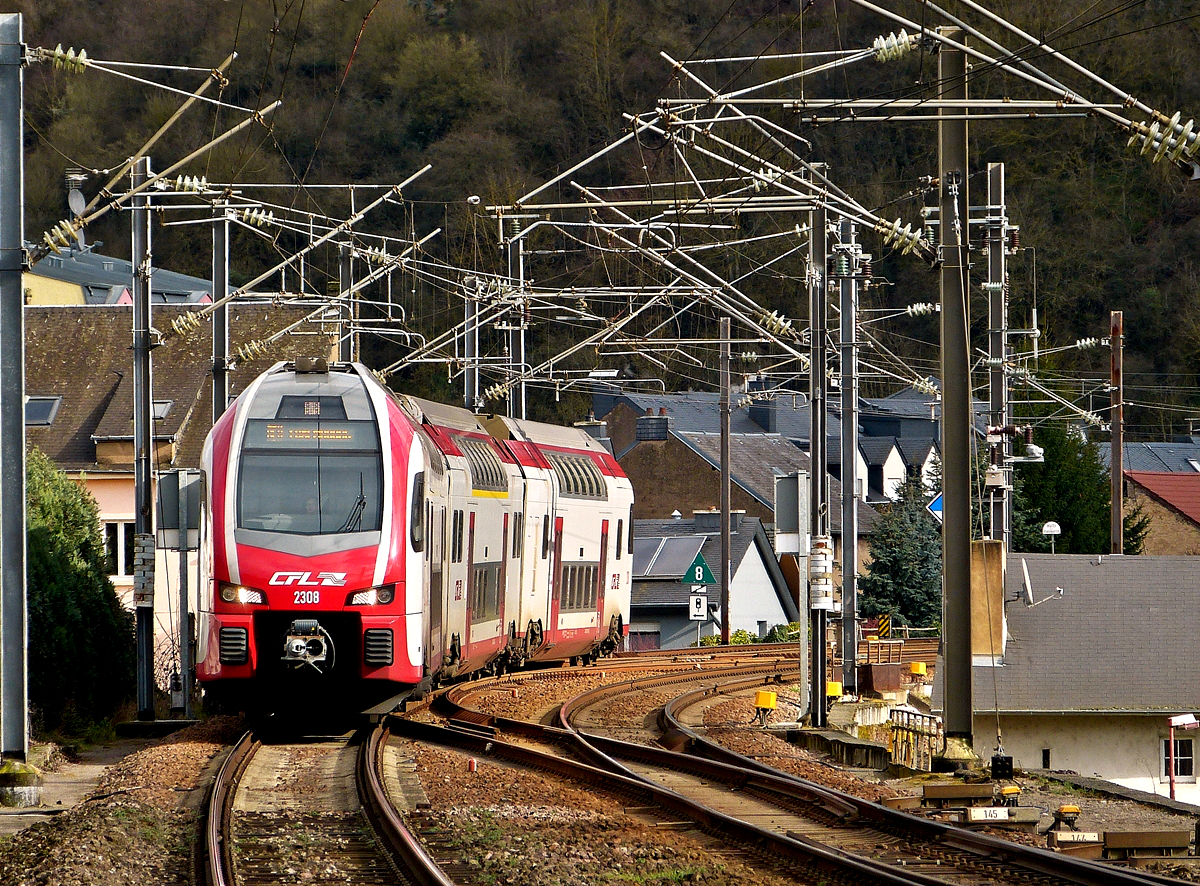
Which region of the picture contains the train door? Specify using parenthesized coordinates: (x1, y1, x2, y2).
(498, 512, 509, 640)
(463, 511, 476, 654)
(427, 503, 444, 673)
(548, 514, 564, 638)
(596, 519, 609, 632)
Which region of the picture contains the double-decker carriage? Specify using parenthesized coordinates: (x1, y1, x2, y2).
(196, 359, 633, 715)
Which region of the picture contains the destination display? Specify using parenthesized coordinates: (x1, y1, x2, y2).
(243, 419, 377, 450)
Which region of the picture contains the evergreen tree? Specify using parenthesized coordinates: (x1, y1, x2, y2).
(26, 448, 135, 733)
(859, 474, 942, 628)
(1016, 423, 1148, 554)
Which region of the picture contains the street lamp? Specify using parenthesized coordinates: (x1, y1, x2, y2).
(1042, 521, 1061, 554)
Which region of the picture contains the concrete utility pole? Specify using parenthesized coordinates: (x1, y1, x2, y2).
(132, 156, 156, 720)
(212, 202, 230, 422)
(807, 174, 832, 728)
(837, 218, 860, 695)
(464, 281, 479, 411)
(986, 164, 1010, 548)
(938, 27, 975, 754)
(1111, 310, 1123, 554)
(719, 316, 731, 646)
(0, 13, 28, 760)
(503, 217, 530, 419)
(339, 243, 353, 363)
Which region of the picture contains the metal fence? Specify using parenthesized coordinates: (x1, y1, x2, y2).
(890, 708, 943, 772)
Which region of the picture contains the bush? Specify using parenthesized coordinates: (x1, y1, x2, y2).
(26, 448, 135, 735)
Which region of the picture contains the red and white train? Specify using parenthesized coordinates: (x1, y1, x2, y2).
(196, 358, 633, 714)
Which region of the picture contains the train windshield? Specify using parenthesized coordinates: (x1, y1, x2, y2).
(237, 419, 383, 534)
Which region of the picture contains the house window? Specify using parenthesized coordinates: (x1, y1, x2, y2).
(1163, 738, 1196, 782)
(104, 522, 136, 577)
(152, 400, 173, 420)
(1042, 748, 1051, 770)
(25, 396, 61, 426)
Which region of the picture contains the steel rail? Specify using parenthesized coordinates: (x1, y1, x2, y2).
(356, 724, 456, 886)
(389, 714, 954, 886)
(656, 680, 1186, 886)
(202, 730, 258, 886)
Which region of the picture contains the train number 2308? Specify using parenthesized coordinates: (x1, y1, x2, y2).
(293, 590, 321, 605)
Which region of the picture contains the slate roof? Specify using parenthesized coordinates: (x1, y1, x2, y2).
(26, 304, 324, 471)
(596, 390, 815, 439)
(32, 249, 213, 304)
(970, 554, 1200, 713)
(631, 515, 800, 622)
(676, 432, 878, 535)
(858, 436, 898, 467)
(1099, 442, 1200, 473)
(894, 437, 938, 472)
(1126, 471, 1200, 526)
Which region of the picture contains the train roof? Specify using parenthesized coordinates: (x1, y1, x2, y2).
(483, 413, 609, 454)
(399, 395, 491, 436)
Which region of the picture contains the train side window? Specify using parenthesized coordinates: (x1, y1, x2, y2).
(426, 502, 432, 561)
(542, 515, 550, 559)
(410, 473, 425, 552)
(615, 520, 623, 561)
(452, 510, 464, 563)
(511, 512, 523, 560)
(627, 505, 634, 554)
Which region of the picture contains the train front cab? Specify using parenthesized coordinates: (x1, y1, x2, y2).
(197, 362, 427, 714)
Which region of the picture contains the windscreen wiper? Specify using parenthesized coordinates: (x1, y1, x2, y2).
(337, 474, 367, 533)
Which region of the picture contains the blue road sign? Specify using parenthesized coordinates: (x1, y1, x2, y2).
(926, 492, 943, 523)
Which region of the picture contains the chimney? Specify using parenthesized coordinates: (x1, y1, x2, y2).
(636, 407, 669, 441)
(747, 375, 777, 432)
(692, 509, 745, 532)
(573, 417, 612, 455)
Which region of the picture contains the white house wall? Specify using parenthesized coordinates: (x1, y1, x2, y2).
(976, 713, 1200, 808)
(730, 544, 789, 634)
(883, 448, 907, 499)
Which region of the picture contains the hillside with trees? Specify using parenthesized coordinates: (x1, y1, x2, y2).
(10, 0, 1200, 436)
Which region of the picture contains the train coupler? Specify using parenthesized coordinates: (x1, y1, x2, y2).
(281, 619, 336, 672)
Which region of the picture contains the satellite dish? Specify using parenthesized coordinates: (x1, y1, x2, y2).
(1021, 558, 1034, 606)
(67, 188, 86, 216)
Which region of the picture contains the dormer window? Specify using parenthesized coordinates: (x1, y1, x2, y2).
(152, 400, 172, 420)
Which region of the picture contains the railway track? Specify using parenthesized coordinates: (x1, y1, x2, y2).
(416, 662, 1188, 886)
(202, 729, 451, 886)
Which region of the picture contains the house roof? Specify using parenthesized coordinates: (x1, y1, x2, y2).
(894, 437, 938, 471)
(1100, 441, 1200, 473)
(26, 304, 325, 471)
(675, 431, 878, 535)
(966, 554, 1200, 713)
(631, 515, 800, 622)
(1126, 471, 1200, 526)
(31, 249, 213, 304)
(858, 436, 898, 466)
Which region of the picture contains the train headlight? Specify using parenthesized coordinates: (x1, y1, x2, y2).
(347, 585, 395, 606)
(219, 583, 265, 605)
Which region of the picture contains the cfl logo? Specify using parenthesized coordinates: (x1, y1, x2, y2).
(269, 571, 347, 587)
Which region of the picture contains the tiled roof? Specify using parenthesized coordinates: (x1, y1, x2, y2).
(969, 554, 1200, 713)
(1126, 471, 1200, 526)
(1099, 442, 1200, 473)
(26, 304, 325, 471)
(596, 390, 818, 442)
(676, 432, 878, 535)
